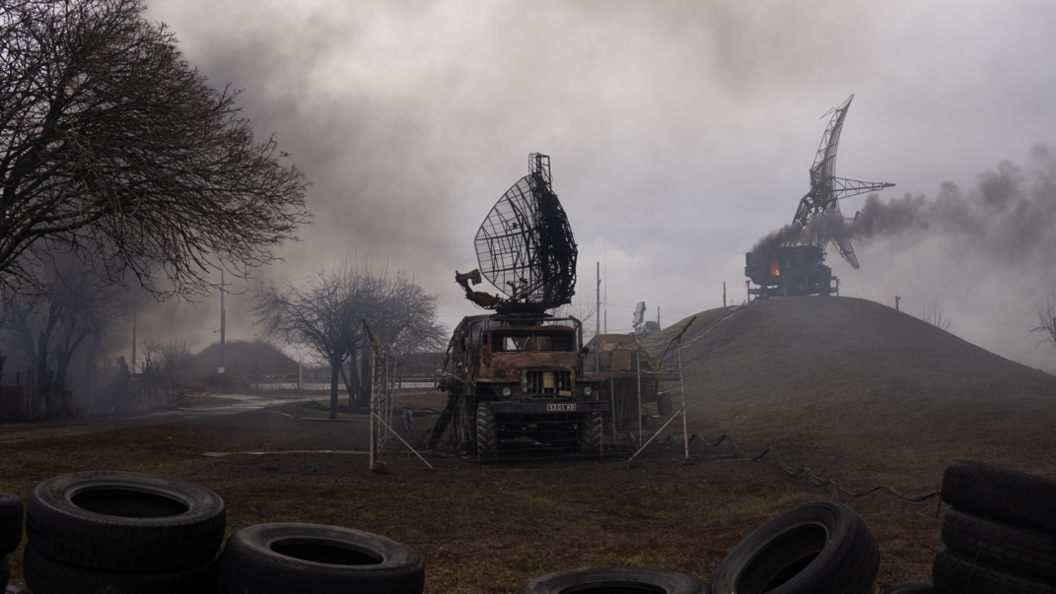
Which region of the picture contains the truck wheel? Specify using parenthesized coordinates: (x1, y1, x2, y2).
(220, 523, 425, 594)
(942, 507, 1056, 582)
(580, 413, 603, 457)
(932, 548, 1056, 594)
(23, 544, 221, 594)
(942, 460, 1056, 533)
(518, 566, 703, 594)
(27, 471, 225, 573)
(710, 501, 879, 594)
(0, 493, 22, 558)
(476, 402, 498, 461)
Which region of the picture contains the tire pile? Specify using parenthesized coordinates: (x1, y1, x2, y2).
(3, 459, 1056, 593)
(876, 459, 1056, 594)
(1, 471, 426, 594)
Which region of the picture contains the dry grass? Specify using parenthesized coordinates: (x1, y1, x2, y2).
(0, 415, 945, 593)
(645, 297, 1056, 494)
(6, 296, 1052, 591)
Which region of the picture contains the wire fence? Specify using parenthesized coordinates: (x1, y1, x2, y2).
(365, 308, 941, 505)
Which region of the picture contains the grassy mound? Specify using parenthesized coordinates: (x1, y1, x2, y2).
(642, 296, 1056, 490)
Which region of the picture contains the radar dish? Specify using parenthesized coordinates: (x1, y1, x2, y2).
(458, 153, 578, 312)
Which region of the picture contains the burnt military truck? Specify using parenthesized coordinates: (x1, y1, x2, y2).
(428, 152, 608, 459)
(745, 245, 834, 298)
(430, 313, 605, 459)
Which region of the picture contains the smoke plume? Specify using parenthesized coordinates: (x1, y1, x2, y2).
(753, 143, 1056, 268)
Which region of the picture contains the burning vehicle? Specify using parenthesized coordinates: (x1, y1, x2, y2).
(746, 94, 894, 300)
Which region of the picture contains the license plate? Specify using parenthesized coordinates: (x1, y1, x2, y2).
(546, 403, 576, 412)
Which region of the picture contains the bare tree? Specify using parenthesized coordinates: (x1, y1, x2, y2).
(1030, 283, 1056, 351)
(252, 264, 371, 420)
(919, 298, 953, 332)
(134, 339, 189, 408)
(251, 263, 442, 419)
(1, 258, 135, 416)
(548, 299, 599, 338)
(0, 0, 310, 298)
(370, 273, 446, 391)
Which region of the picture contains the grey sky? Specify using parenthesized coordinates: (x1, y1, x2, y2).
(139, 1, 1056, 370)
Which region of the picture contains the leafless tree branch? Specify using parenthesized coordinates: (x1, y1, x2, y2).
(0, 0, 311, 299)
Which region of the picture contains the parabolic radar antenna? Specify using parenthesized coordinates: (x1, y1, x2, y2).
(745, 94, 896, 299)
(793, 94, 895, 269)
(455, 153, 578, 314)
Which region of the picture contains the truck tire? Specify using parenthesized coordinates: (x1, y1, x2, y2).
(942, 460, 1056, 533)
(0, 494, 22, 558)
(220, 522, 425, 594)
(518, 566, 703, 594)
(942, 508, 1056, 581)
(476, 402, 498, 461)
(23, 543, 221, 594)
(27, 471, 225, 573)
(876, 583, 935, 594)
(711, 501, 879, 594)
(932, 548, 1056, 594)
(580, 412, 603, 457)
(1, 556, 8, 591)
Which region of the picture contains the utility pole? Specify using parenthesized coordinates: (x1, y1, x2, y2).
(895, 295, 901, 312)
(131, 306, 137, 374)
(596, 262, 601, 337)
(723, 282, 726, 308)
(219, 270, 226, 374)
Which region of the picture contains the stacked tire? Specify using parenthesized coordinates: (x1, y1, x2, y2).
(220, 522, 426, 594)
(23, 471, 225, 594)
(929, 460, 1056, 594)
(0, 493, 23, 593)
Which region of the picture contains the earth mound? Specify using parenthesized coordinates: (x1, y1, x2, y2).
(642, 296, 1056, 488)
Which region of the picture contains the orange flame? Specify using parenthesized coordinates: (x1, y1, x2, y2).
(769, 257, 780, 276)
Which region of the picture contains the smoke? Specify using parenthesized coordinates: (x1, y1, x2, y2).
(753, 143, 1056, 269)
(750, 192, 928, 259)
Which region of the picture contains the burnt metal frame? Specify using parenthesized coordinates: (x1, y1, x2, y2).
(792, 94, 894, 269)
(473, 153, 577, 311)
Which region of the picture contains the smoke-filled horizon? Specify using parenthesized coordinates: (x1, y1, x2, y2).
(122, 1, 1056, 372)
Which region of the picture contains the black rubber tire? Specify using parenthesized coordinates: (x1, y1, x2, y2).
(518, 566, 703, 594)
(580, 412, 603, 457)
(710, 500, 880, 594)
(942, 460, 1056, 533)
(1, 556, 9, 592)
(26, 470, 225, 573)
(875, 583, 935, 594)
(942, 507, 1056, 581)
(932, 548, 1056, 594)
(220, 522, 425, 594)
(476, 402, 498, 461)
(22, 543, 221, 594)
(0, 494, 22, 558)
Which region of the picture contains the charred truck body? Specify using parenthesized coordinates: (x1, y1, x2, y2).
(746, 94, 894, 300)
(745, 245, 833, 298)
(429, 154, 605, 459)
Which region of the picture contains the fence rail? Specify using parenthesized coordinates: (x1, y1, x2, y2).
(248, 377, 436, 390)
